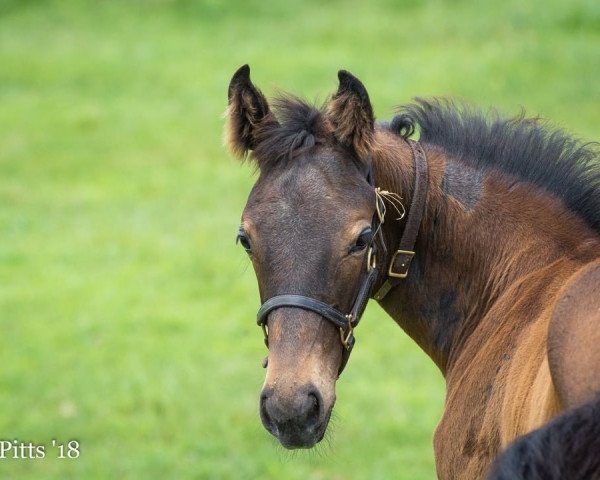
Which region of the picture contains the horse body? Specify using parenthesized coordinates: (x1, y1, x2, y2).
(370, 129, 600, 478)
(433, 256, 600, 478)
(226, 65, 600, 478)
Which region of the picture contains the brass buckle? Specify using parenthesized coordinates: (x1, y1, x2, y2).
(367, 246, 376, 272)
(388, 249, 415, 279)
(339, 314, 354, 350)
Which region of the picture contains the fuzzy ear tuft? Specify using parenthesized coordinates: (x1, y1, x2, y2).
(326, 70, 375, 159)
(225, 64, 273, 158)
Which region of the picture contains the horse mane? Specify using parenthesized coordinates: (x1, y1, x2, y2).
(251, 95, 600, 234)
(394, 98, 600, 233)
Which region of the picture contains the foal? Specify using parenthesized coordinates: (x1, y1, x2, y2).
(226, 64, 600, 479)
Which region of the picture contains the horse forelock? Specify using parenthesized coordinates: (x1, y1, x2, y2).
(250, 96, 330, 172)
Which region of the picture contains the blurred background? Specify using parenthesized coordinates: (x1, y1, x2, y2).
(0, 0, 598, 478)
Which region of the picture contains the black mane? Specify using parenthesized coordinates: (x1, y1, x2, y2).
(252, 96, 600, 234)
(395, 98, 600, 233)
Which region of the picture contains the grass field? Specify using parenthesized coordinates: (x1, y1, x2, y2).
(0, 0, 598, 478)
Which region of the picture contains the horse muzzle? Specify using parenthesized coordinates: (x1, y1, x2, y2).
(259, 384, 332, 448)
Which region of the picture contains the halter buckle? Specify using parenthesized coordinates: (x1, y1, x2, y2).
(340, 314, 354, 350)
(388, 249, 415, 279)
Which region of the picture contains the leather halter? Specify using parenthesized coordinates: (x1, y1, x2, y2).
(373, 139, 428, 300)
(256, 139, 428, 376)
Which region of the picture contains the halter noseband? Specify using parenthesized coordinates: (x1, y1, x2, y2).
(256, 139, 428, 376)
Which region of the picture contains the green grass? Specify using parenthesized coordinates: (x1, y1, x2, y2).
(0, 0, 598, 478)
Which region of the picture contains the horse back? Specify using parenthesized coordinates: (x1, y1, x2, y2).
(548, 257, 600, 409)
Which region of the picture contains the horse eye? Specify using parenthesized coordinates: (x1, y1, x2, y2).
(349, 227, 373, 254)
(236, 229, 252, 254)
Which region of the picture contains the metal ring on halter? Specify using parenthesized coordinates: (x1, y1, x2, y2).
(340, 314, 354, 350)
(367, 246, 376, 272)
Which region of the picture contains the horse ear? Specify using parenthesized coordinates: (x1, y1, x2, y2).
(225, 64, 273, 158)
(327, 70, 375, 160)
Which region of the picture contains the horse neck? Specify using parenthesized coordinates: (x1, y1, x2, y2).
(371, 130, 598, 375)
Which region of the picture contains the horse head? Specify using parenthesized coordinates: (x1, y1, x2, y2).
(226, 65, 379, 448)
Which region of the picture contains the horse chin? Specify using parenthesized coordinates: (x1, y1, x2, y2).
(278, 431, 324, 450)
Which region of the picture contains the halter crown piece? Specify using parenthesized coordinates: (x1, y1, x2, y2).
(256, 139, 428, 376)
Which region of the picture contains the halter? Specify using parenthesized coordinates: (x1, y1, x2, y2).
(256, 139, 428, 376)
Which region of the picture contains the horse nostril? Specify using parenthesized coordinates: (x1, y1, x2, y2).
(304, 389, 322, 428)
(260, 390, 275, 433)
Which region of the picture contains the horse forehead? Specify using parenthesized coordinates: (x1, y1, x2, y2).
(276, 156, 344, 194)
(264, 171, 344, 226)
(251, 162, 349, 210)
(245, 153, 373, 233)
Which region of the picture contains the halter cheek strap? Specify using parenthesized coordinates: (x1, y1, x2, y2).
(373, 140, 428, 300)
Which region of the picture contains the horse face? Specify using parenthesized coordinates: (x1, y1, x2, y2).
(241, 157, 374, 447)
(227, 65, 376, 448)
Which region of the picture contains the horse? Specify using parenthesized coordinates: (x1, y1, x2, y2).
(225, 64, 600, 479)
